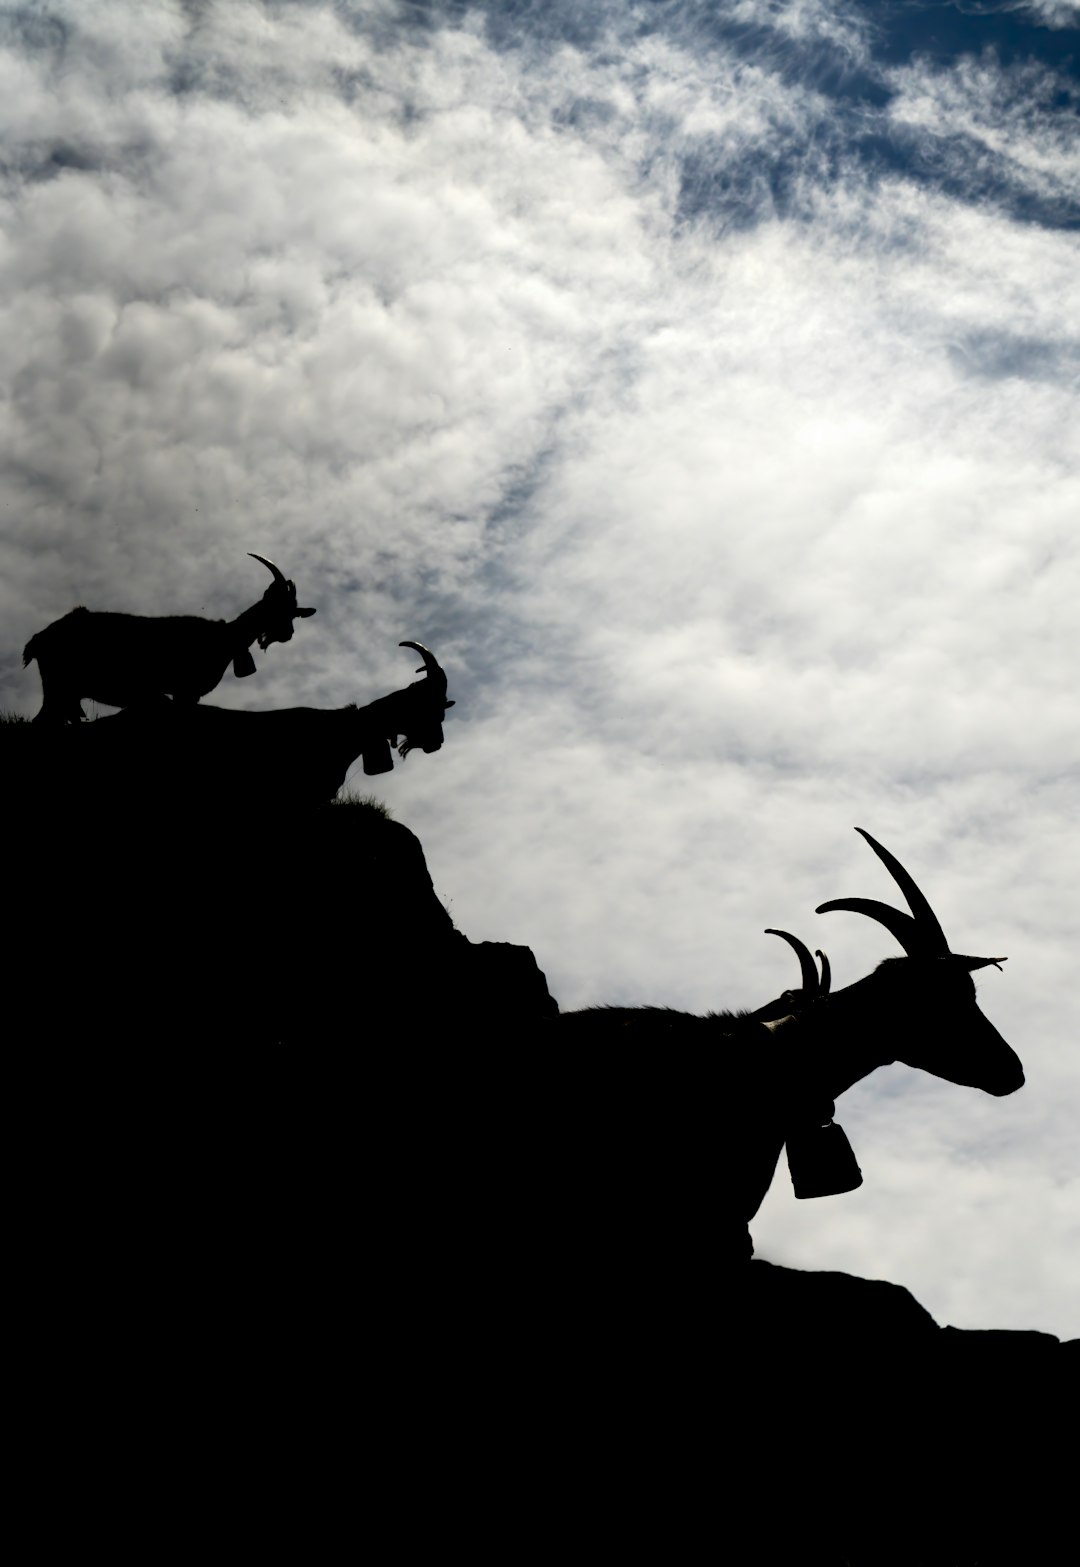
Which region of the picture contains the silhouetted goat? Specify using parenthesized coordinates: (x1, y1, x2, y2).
(23, 553, 315, 723)
(554, 829, 1023, 1265)
(40, 640, 455, 813)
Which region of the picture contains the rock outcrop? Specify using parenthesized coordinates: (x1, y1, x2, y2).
(5, 780, 555, 1044)
(5, 742, 1070, 1557)
(731, 1260, 1075, 1561)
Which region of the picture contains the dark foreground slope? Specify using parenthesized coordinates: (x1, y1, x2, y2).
(4, 779, 555, 1044)
(733, 1263, 1075, 1563)
(4, 749, 1072, 1560)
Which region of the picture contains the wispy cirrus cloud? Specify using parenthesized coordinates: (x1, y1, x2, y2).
(1023, 0, 1080, 27)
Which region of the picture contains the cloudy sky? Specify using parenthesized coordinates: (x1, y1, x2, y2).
(2, 0, 1077, 1337)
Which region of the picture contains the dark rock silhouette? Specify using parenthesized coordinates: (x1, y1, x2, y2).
(731, 1262, 1076, 1562)
(5, 789, 549, 1045)
(4, 770, 1064, 1556)
(23, 552, 315, 723)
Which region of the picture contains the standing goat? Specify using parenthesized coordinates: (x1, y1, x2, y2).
(23, 554, 315, 723)
(40, 641, 455, 813)
(552, 829, 1023, 1266)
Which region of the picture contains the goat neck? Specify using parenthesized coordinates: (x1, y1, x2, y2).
(761, 979, 890, 1104)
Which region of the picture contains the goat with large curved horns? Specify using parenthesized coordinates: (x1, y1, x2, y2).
(812, 827, 1016, 1095)
(23, 553, 316, 723)
(551, 828, 1024, 1266)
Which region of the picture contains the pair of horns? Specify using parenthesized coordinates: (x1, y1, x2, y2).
(817, 828, 1005, 972)
(400, 641, 455, 707)
(249, 553, 316, 617)
(764, 929, 831, 999)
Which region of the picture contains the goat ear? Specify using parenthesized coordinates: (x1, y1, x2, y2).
(295, 606, 317, 618)
(233, 649, 257, 678)
(444, 699, 456, 708)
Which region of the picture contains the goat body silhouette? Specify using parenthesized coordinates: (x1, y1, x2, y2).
(41, 640, 454, 811)
(23, 553, 315, 723)
(556, 830, 1024, 1263)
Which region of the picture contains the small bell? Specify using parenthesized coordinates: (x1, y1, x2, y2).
(785, 1120, 863, 1199)
(362, 739, 394, 775)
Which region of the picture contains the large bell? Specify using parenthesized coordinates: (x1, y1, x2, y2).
(785, 1120, 863, 1199)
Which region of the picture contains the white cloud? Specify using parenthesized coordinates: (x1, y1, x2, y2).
(727, 0, 872, 59)
(888, 50, 1080, 203)
(1022, 0, 1080, 26)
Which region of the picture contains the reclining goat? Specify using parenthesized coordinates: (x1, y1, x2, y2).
(28, 641, 455, 815)
(552, 829, 1023, 1267)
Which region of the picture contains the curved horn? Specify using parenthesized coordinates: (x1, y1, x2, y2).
(764, 929, 821, 997)
(814, 896, 931, 957)
(815, 949, 831, 995)
(398, 641, 453, 708)
(854, 828, 950, 953)
(815, 830, 1006, 972)
(248, 553, 288, 587)
(815, 829, 951, 958)
(399, 640, 441, 675)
